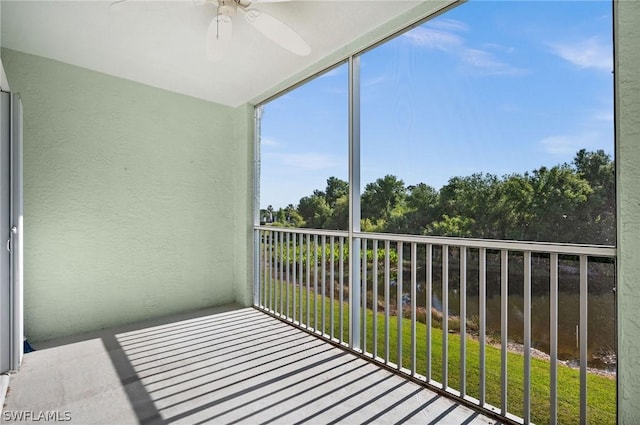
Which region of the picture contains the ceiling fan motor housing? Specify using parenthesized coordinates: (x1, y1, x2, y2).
(218, 0, 238, 17)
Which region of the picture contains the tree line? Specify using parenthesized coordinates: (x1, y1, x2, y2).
(261, 149, 615, 245)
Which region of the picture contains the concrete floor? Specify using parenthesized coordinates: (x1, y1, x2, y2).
(1, 305, 499, 425)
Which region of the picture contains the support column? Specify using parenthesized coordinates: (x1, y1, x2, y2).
(615, 1, 640, 422)
(349, 56, 361, 350)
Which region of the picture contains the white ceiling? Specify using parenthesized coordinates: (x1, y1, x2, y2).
(0, 0, 442, 107)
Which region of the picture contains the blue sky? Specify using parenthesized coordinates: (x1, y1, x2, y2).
(260, 1, 613, 210)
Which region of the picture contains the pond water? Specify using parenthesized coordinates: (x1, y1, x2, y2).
(427, 290, 616, 370)
(379, 252, 616, 371)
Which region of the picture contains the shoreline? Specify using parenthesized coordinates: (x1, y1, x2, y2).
(482, 336, 616, 379)
(395, 304, 618, 379)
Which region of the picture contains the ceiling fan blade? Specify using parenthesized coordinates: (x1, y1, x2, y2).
(243, 8, 310, 56)
(206, 15, 233, 62)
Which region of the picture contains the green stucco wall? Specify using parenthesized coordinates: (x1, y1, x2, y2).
(616, 1, 640, 422)
(232, 103, 255, 307)
(1, 49, 252, 341)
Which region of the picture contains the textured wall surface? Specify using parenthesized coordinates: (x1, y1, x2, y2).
(2, 49, 249, 341)
(616, 1, 640, 422)
(232, 104, 254, 307)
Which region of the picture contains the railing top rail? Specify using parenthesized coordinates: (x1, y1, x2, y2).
(255, 225, 348, 238)
(358, 232, 616, 257)
(254, 226, 616, 257)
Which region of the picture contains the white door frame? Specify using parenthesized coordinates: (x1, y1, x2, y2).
(0, 92, 23, 373)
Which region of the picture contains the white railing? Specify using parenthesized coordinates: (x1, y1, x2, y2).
(253, 226, 616, 425)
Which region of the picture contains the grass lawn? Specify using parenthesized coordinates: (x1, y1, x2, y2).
(260, 280, 616, 425)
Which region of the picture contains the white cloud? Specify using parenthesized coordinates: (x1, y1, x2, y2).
(402, 27, 463, 51)
(549, 37, 612, 71)
(265, 152, 341, 171)
(402, 23, 524, 77)
(427, 18, 469, 32)
(460, 48, 526, 76)
(538, 132, 602, 155)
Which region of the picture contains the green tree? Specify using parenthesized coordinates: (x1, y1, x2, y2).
(275, 208, 286, 224)
(389, 183, 438, 234)
(325, 177, 348, 209)
(262, 205, 274, 223)
(265, 149, 613, 245)
(573, 149, 615, 244)
(325, 194, 349, 230)
(429, 214, 475, 237)
(526, 165, 592, 242)
(435, 173, 501, 238)
(495, 173, 535, 240)
(298, 194, 332, 229)
(361, 175, 407, 223)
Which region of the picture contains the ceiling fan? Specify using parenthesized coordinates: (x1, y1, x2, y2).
(112, 0, 311, 62)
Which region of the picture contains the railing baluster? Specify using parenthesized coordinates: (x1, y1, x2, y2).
(299, 233, 304, 325)
(273, 231, 277, 313)
(479, 248, 487, 406)
(426, 244, 433, 383)
(274, 231, 278, 314)
(501, 249, 509, 415)
(306, 234, 311, 328)
(268, 231, 273, 311)
(263, 231, 268, 310)
(292, 232, 297, 322)
(340, 237, 345, 343)
(397, 242, 404, 371)
(411, 242, 417, 376)
(264, 231, 268, 310)
(460, 246, 467, 397)
(280, 231, 285, 315)
(314, 234, 319, 331)
(254, 229, 259, 306)
(286, 232, 290, 319)
(272, 231, 276, 312)
(373, 240, 379, 359)
(524, 251, 532, 424)
(276, 231, 281, 313)
(580, 255, 588, 423)
(261, 231, 266, 309)
(442, 245, 449, 390)
(330, 236, 335, 340)
(384, 240, 390, 363)
(362, 238, 368, 353)
(550, 253, 559, 425)
(322, 235, 327, 335)
(273, 231, 278, 314)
